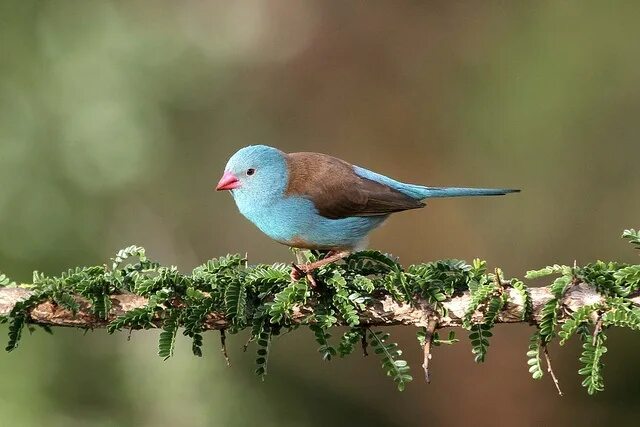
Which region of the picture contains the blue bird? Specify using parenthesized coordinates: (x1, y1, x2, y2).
(216, 145, 518, 283)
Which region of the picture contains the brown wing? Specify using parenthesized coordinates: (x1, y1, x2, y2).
(285, 152, 424, 220)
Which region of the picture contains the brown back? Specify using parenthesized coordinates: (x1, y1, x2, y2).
(285, 152, 424, 219)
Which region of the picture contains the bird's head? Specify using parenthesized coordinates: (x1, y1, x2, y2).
(216, 145, 288, 203)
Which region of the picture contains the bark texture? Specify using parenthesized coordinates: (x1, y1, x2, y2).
(2, 282, 636, 329)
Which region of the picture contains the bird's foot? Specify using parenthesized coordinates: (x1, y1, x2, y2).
(290, 250, 351, 288)
(290, 263, 318, 288)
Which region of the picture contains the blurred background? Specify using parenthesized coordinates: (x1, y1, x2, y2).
(1, 1, 639, 426)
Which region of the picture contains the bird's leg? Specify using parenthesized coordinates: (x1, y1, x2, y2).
(290, 250, 351, 285)
(293, 248, 306, 265)
(291, 249, 318, 288)
(306, 250, 351, 271)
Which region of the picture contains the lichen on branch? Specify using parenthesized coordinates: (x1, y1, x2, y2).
(1, 230, 640, 395)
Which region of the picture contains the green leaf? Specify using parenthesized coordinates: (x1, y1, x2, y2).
(526, 331, 544, 380)
(332, 288, 360, 327)
(4, 292, 46, 351)
(352, 275, 375, 293)
(0, 272, 14, 287)
(579, 329, 607, 394)
(511, 279, 532, 321)
(268, 281, 308, 324)
(463, 283, 496, 328)
(346, 251, 401, 275)
(107, 307, 155, 333)
(245, 264, 290, 288)
(182, 297, 216, 357)
(538, 301, 557, 343)
(469, 323, 492, 363)
(5, 313, 26, 352)
(602, 297, 640, 330)
(549, 275, 572, 298)
(224, 279, 247, 329)
(309, 324, 337, 361)
(559, 305, 598, 345)
(338, 328, 363, 357)
(112, 245, 148, 270)
(484, 293, 508, 327)
(622, 229, 640, 249)
(255, 327, 271, 380)
(525, 265, 571, 280)
(368, 329, 412, 391)
(158, 310, 179, 360)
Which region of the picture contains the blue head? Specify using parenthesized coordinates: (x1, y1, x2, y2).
(216, 145, 289, 214)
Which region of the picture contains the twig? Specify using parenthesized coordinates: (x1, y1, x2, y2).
(593, 315, 603, 346)
(494, 268, 504, 288)
(360, 329, 368, 357)
(220, 329, 230, 366)
(243, 336, 252, 352)
(421, 319, 438, 383)
(543, 345, 563, 396)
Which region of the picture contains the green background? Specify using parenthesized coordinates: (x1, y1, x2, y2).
(1, 1, 639, 426)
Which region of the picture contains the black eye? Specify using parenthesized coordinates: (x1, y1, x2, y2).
(246, 168, 255, 176)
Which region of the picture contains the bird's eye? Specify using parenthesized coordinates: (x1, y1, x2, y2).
(246, 168, 256, 176)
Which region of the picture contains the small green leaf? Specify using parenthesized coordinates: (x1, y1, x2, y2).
(369, 330, 412, 391)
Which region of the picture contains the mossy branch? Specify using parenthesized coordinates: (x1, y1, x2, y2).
(1, 229, 639, 395)
(1, 279, 633, 329)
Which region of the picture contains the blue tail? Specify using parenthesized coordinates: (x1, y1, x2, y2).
(353, 166, 520, 200)
(417, 187, 520, 198)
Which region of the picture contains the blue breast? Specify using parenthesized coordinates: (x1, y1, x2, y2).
(238, 195, 387, 250)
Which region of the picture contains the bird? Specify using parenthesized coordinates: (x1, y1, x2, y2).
(216, 145, 519, 284)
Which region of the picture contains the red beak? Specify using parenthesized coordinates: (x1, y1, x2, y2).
(216, 171, 240, 191)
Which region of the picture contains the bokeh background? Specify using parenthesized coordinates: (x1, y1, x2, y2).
(1, 1, 640, 426)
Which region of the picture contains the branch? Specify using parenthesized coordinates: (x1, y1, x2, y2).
(1, 231, 639, 394)
(1, 282, 635, 329)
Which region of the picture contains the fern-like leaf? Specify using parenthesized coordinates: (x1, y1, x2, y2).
(332, 289, 360, 327)
(309, 324, 337, 361)
(107, 307, 155, 333)
(112, 245, 148, 270)
(463, 283, 496, 328)
(622, 229, 640, 249)
(52, 291, 80, 316)
(526, 331, 544, 380)
(338, 328, 362, 357)
(483, 293, 508, 327)
(268, 281, 308, 324)
(5, 313, 26, 352)
(525, 265, 572, 280)
(0, 272, 14, 287)
(469, 323, 492, 363)
(511, 280, 532, 321)
(558, 305, 597, 345)
(602, 298, 640, 330)
(368, 329, 412, 391)
(579, 329, 607, 394)
(158, 310, 179, 360)
(224, 279, 247, 329)
(182, 297, 216, 357)
(5, 292, 46, 351)
(255, 328, 271, 380)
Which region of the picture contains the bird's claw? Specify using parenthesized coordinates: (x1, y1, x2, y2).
(291, 263, 305, 280)
(290, 263, 317, 288)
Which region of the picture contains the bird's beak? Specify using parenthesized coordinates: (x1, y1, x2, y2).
(216, 171, 240, 191)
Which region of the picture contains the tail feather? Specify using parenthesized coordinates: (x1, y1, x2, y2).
(352, 166, 520, 200)
(419, 187, 520, 198)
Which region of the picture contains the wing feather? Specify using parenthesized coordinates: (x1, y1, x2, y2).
(285, 152, 424, 220)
